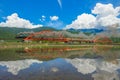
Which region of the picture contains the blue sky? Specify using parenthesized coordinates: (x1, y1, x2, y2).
(0, 0, 120, 29)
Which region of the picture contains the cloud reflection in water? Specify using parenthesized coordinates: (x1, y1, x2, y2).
(0, 59, 43, 75)
(66, 58, 120, 80)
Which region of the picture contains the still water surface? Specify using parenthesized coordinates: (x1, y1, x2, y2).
(0, 46, 120, 80)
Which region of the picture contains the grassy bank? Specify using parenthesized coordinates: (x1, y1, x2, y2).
(0, 41, 120, 50)
(0, 42, 93, 49)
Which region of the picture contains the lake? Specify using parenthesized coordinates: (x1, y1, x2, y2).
(0, 45, 120, 80)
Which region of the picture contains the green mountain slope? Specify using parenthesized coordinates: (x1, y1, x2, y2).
(0, 27, 57, 41)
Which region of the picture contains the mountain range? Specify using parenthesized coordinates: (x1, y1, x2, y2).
(0, 27, 57, 40)
(66, 28, 104, 34)
(0, 27, 104, 41)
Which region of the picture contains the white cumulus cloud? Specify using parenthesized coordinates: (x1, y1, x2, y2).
(50, 16, 59, 21)
(0, 13, 43, 29)
(65, 13, 96, 29)
(40, 15, 46, 22)
(97, 15, 120, 27)
(65, 3, 120, 29)
(92, 3, 120, 28)
(92, 3, 120, 17)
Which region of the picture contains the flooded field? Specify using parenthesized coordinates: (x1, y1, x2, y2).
(0, 45, 120, 80)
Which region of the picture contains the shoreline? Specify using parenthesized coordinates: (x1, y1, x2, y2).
(0, 42, 119, 50)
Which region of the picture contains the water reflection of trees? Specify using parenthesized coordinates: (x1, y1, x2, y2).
(19, 46, 120, 61)
(22, 47, 92, 60)
(0, 46, 120, 61)
(93, 45, 120, 63)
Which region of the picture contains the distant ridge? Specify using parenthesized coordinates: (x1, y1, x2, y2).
(67, 28, 104, 34)
(0, 27, 104, 41)
(0, 27, 57, 40)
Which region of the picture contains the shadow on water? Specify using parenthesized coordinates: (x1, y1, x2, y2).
(0, 45, 120, 80)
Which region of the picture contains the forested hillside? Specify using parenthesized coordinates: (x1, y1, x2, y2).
(0, 27, 57, 40)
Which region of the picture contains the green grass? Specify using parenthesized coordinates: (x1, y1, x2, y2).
(0, 41, 120, 50)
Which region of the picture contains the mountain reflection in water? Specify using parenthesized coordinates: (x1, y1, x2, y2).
(0, 46, 120, 80)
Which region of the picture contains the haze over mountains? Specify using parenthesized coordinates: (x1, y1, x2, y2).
(0, 27, 56, 40)
(1, 26, 120, 40)
(0, 26, 104, 40)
